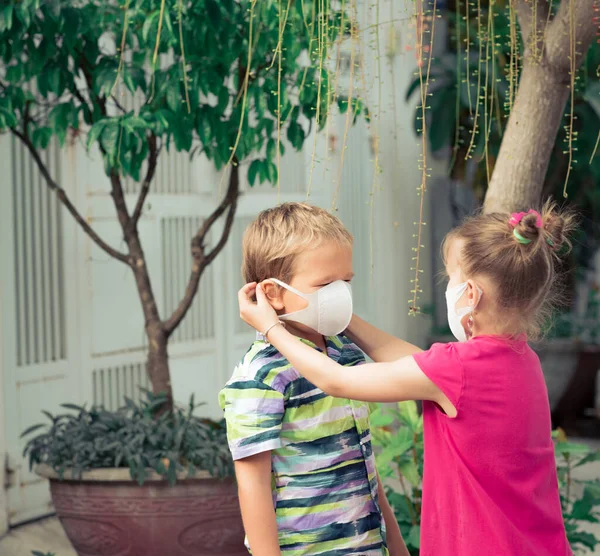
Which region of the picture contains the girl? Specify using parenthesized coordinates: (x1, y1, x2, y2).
(238, 203, 574, 555)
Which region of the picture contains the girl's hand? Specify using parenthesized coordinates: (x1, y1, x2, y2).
(238, 282, 280, 335)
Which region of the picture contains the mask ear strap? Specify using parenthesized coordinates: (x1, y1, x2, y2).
(475, 285, 483, 308)
(269, 278, 307, 299)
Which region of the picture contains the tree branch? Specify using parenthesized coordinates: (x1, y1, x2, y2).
(110, 94, 128, 113)
(513, 0, 550, 57)
(10, 127, 131, 265)
(130, 134, 159, 228)
(109, 170, 132, 233)
(163, 160, 240, 336)
(546, 0, 598, 72)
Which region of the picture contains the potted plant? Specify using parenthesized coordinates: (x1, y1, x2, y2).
(370, 402, 600, 555)
(406, 0, 600, 409)
(22, 393, 239, 555)
(1, 0, 354, 552)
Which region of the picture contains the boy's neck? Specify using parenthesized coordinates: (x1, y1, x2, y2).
(284, 323, 328, 352)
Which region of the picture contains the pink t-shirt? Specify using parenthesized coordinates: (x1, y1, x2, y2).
(413, 335, 571, 556)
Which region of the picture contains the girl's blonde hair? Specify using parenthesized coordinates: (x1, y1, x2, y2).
(443, 200, 577, 338)
(242, 202, 353, 284)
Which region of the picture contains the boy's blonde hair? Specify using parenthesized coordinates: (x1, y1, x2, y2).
(242, 202, 353, 284)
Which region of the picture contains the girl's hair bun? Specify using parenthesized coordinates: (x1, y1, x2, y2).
(515, 211, 542, 244)
(541, 201, 576, 254)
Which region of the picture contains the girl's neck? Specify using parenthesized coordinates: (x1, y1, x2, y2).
(471, 308, 524, 338)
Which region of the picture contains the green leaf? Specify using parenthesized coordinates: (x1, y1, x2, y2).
(398, 401, 420, 429)
(266, 138, 277, 162)
(5, 64, 22, 84)
(123, 71, 136, 95)
(217, 87, 230, 113)
(0, 106, 18, 129)
(167, 82, 181, 113)
(248, 159, 261, 187)
(428, 88, 457, 152)
(206, 0, 221, 27)
(405, 77, 422, 102)
(337, 96, 349, 114)
(407, 525, 421, 548)
(100, 121, 121, 160)
(47, 68, 62, 97)
(0, 5, 14, 32)
(583, 82, 600, 120)
(20, 423, 46, 438)
(567, 530, 598, 550)
(555, 442, 592, 457)
(95, 64, 118, 98)
(48, 102, 76, 146)
(16, 3, 32, 28)
(265, 161, 278, 184)
(398, 458, 421, 487)
(87, 121, 106, 151)
(32, 127, 53, 150)
(575, 450, 600, 468)
(142, 11, 161, 44)
(61, 402, 86, 412)
(287, 121, 305, 150)
(123, 116, 149, 136)
(369, 410, 394, 428)
(570, 489, 598, 522)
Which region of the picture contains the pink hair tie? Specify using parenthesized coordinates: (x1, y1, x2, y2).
(508, 209, 543, 229)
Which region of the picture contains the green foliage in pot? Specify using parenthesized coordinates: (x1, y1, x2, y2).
(371, 402, 600, 555)
(21, 392, 233, 485)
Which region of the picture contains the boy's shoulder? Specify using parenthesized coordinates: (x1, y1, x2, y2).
(229, 335, 365, 385)
(227, 340, 298, 394)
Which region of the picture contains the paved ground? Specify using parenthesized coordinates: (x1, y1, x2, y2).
(1, 439, 599, 556)
(0, 517, 75, 556)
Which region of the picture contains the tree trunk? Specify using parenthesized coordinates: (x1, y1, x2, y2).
(484, 0, 598, 214)
(484, 61, 570, 213)
(127, 233, 173, 409)
(146, 321, 171, 408)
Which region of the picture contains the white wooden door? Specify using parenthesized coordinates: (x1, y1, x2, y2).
(0, 136, 82, 525)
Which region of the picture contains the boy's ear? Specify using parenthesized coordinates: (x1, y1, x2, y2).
(260, 280, 285, 311)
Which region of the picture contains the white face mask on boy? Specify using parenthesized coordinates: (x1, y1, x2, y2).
(269, 278, 353, 337)
(445, 282, 483, 342)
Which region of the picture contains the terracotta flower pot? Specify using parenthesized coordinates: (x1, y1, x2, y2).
(36, 465, 246, 556)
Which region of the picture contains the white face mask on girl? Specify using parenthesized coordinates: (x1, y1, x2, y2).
(445, 282, 483, 342)
(270, 278, 353, 337)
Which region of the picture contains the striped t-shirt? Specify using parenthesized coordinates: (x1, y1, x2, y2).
(219, 335, 387, 555)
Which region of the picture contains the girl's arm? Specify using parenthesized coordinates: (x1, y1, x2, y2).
(345, 314, 422, 362)
(239, 284, 454, 413)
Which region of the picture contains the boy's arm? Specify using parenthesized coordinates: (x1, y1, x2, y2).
(377, 476, 410, 556)
(345, 315, 422, 362)
(235, 452, 281, 556)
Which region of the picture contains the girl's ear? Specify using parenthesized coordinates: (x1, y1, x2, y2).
(260, 280, 285, 311)
(466, 279, 482, 308)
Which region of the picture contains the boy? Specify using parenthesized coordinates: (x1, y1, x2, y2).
(219, 203, 407, 556)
